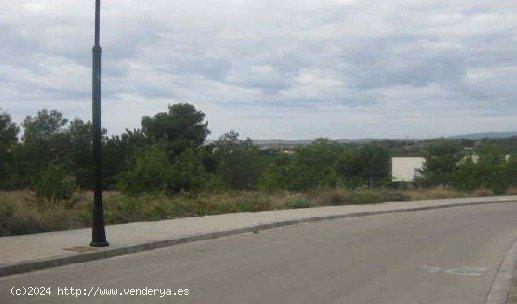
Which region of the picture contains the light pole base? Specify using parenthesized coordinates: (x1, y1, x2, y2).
(90, 240, 110, 247)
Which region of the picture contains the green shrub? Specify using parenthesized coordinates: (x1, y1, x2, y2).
(346, 189, 383, 204)
(259, 139, 343, 192)
(286, 198, 312, 209)
(418, 141, 462, 186)
(181, 198, 220, 216)
(0, 200, 45, 236)
(37, 206, 76, 231)
(452, 145, 514, 194)
(118, 146, 171, 195)
(213, 131, 267, 190)
(382, 190, 411, 202)
(142, 200, 173, 220)
(334, 144, 390, 189)
(452, 159, 480, 191)
(35, 164, 76, 203)
(169, 148, 210, 192)
(104, 194, 144, 223)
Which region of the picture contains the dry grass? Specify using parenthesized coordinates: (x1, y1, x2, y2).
(401, 187, 467, 201)
(506, 187, 517, 195)
(0, 187, 511, 237)
(471, 188, 494, 197)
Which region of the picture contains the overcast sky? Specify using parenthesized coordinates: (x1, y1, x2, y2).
(0, 1, 516, 139)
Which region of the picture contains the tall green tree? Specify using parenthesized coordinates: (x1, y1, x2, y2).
(23, 109, 68, 143)
(0, 110, 19, 153)
(9, 110, 70, 187)
(0, 110, 20, 188)
(141, 103, 209, 158)
(103, 129, 151, 188)
(66, 119, 92, 187)
(7, 110, 97, 189)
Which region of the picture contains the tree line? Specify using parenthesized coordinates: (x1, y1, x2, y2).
(0, 103, 515, 200)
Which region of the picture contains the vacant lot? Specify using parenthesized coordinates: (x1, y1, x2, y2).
(1, 187, 513, 237)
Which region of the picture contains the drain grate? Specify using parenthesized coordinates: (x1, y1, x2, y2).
(63, 246, 100, 253)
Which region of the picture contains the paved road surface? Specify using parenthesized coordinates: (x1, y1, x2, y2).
(1, 203, 516, 304)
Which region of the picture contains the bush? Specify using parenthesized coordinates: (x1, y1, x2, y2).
(345, 189, 382, 204)
(418, 141, 462, 186)
(479, 164, 509, 195)
(335, 144, 390, 189)
(286, 198, 312, 209)
(0, 200, 45, 236)
(313, 189, 349, 206)
(256, 154, 293, 191)
(234, 198, 273, 212)
(169, 148, 210, 192)
(118, 146, 171, 195)
(119, 146, 217, 195)
(452, 144, 514, 195)
(35, 164, 76, 203)
(104, 194, 143, 223)
(212, 131, 266, 190)
(451, 159, 480, 191)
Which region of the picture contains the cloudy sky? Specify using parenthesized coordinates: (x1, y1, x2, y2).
(0, 0, 516, 139)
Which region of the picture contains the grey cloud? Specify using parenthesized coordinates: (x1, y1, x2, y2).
(0, 0, 516, 138)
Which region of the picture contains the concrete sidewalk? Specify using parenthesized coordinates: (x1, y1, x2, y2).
(1, 196, 516, 277)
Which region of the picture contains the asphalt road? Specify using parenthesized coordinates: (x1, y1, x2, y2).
(1, 203, 516, 304)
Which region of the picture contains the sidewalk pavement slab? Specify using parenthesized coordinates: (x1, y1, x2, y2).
(1, 195, 516, 277)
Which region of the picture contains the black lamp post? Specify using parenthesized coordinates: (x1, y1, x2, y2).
(90, 0, 109, 247)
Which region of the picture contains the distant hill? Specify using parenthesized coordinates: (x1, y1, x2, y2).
(252, 138, 380, 146)
(250, 133, 517, 147)
(448, 131, 517, 140)
(252, 132, 517, 145)
(205, 132, 516, 152)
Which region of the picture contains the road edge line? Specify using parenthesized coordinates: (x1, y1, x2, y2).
(1, 199, 515, 278)
(485, 239, 517, 304)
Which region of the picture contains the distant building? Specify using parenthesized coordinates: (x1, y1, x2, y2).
(470, 154, 480, 163)
(464, 154, 511, 164)
(391, 157, 425, 182)
(282, 149, 296, 155)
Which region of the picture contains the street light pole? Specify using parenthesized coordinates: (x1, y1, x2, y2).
(90, 0, 109, 247)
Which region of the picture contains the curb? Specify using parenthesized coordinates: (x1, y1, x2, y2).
(485, 239, 517, 304)
(1, 198, 515, 278)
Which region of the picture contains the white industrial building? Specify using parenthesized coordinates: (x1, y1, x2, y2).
(391, 157, 425, 182)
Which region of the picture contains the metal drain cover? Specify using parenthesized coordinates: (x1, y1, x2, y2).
(63, 246, 100, 253)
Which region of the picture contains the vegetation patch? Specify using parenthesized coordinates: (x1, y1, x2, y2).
(0, 104, 515, 237)
(286, 198, 312, 209)
(1, 186, 510, 237)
